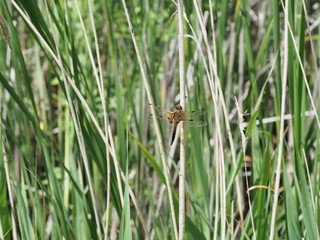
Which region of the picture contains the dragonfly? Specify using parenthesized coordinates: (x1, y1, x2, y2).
(150, 104, 207, 144)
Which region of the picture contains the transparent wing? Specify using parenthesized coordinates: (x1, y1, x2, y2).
(149, 104, 173, 117)
(181, 119, 207, 127)
(151, 114, 173, 122)
(183, 109, 207, 117)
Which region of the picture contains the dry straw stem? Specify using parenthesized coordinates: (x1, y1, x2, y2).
(270, 0, 290, 238)
(193, 0, 242, 237)
(270, 0, 320, 238)
(121, 0, 178, 239)
(177, 0, 186, 239)
(178, 0, 230, 235)
(47, 0, 103, 237)
(10, 0, 150, 237)
(78, 0, 112, 236)
(269, 0, 289, 237)
(2, 128, 18, 240)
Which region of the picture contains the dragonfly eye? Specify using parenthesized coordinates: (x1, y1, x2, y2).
(175, 104, 183, 111)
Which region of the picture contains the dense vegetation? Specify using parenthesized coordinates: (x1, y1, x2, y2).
(1, 0, 320, 239)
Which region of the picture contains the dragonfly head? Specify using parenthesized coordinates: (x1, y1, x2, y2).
(174, 104, 183, 111)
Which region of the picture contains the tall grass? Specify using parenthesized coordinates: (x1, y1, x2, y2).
(1, 0, 320, 239)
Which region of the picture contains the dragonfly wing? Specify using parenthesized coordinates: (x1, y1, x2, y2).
(149, 104, 173, 116)
(149, 104, 174, 123)
(182, 119, 207, 127)
(183, 109, 207, 117)
(151, 114, 172, 121)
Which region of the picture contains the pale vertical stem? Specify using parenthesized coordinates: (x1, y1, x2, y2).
(86, 0, 111, 236)
(1, 126, 18, 239)
(269, 0, 288, 239)
(121, 0, 178, 238)
(177, 0, 186, 239)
